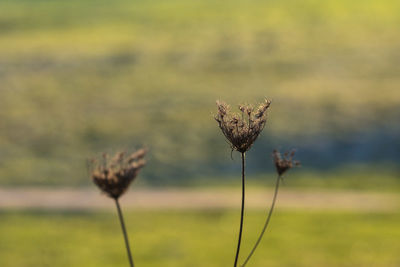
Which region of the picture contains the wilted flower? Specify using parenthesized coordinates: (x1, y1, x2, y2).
(272, 149, 300, 176)
(89, 148, 147, 199)
(215, 99, 271, 153)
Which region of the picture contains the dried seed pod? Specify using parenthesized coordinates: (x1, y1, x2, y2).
(272, 149, 300, 176)
(90, 148, 147, 199)
(215, 99, 271, 153)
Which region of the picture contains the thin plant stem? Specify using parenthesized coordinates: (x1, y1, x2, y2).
(234, 152, 246, 267)
(241, 175, 281, 267)
(115, 198, 134, 267)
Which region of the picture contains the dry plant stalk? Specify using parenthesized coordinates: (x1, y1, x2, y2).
(89, 148, 147, 267)
(241, 149, 300, 267)
(215, 99, 271, 267)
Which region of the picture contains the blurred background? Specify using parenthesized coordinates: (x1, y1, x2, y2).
(0, 0, 399, 266)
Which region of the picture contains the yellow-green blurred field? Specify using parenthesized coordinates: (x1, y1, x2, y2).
(1, 210, 400, 267)
(1, 0, 400, 185)
(1, 0, 400, 266)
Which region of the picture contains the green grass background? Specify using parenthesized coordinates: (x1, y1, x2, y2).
(1, 209, 399, 267)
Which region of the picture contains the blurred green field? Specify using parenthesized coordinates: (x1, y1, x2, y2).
(1, 1, 399, 266)
(1, 165, 400, 193)
(0, 209, 399, 267)
(189, 166, 400, 192)
(1, 0, 400, 185)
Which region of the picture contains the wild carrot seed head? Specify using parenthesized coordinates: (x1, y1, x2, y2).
(215, 99, 271, 153)
(272, 149, 300, 176)
(89, 148, 147, 199)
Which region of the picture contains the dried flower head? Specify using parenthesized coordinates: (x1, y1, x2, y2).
(89, 148, 147, 199)
(273, 149, 300, 176)
(215, 99, 271, 153)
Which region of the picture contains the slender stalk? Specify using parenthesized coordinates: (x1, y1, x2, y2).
(241, 175, 281, 267)
(115, 198, 134, 267)
(234, 152, 246, 267)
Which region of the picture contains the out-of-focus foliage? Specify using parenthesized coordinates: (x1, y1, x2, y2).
(1, 0, 399, 185)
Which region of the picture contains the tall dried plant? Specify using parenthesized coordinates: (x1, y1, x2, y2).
(89, 148, 147, 267)
(241, 149, 300, 266)
(215, 99, 271, 267)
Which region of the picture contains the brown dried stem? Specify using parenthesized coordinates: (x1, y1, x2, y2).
(241, 174, 281, 267)
(241, 149, 299, 266)
(115, 198, 134, 267)
(234, 152, 246, 267)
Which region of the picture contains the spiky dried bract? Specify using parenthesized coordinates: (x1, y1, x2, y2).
(273, 149, 300, 176)
(90, 149, 147, 199)
(215, 99, 271, 153)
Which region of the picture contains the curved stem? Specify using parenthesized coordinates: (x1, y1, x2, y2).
(115, 198, 134, 267)
(234, 152, 246, 267)
(241, 175, 281, 267)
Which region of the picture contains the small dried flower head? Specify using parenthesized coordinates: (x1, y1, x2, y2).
(89, 148, 147, 199)
(273, 149, 300, 176)
(215, 99, 271, 153)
